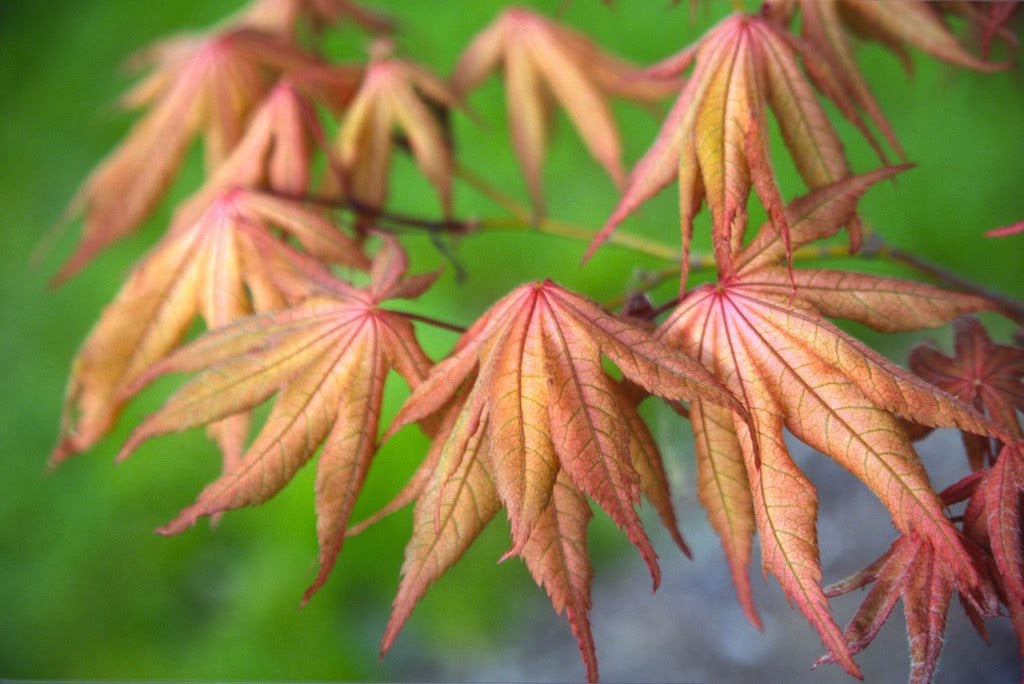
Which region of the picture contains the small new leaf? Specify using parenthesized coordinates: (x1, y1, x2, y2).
(335, 41, 463, 216)
(821, 531, 997, 684)
(452, 6, 677, 214)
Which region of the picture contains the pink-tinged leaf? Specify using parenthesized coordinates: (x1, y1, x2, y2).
(738, 166, 909, 272)
(52, 190, 362, 466)
(543, 301, 657, 588)
(656, 180, 1015, 675)
(380, 411, 499, 656)
(987, 220, 1024, 238)
(589, 12, 884, 282)
(100, 240, 435, 602)
(621, 390, 691, 558)
(840, 0, 1005, 72)
(56, 29, 334, 281)
(452, 7, 672, 212)
(488, 300, 559, 555)
(743, 408, 861, 678)
(334, 45, 460, 216)
(982, 446, 1024, 602)
(520, 471, 597, 682)
(691, 399, 759, 627)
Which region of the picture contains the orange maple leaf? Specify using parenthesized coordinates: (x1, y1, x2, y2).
(170, 70, 361, 232)
(334, 40, 464, 217)
(115, 236, 434, 602)
(240, 0, 394, 36)
(375, 280, 743, 681)
(57, 26, 345, 282)
(588, 11, 866, 286)
(451, 6, 678, 214)
(656, 169, 1002, 677)
(52, 189, 367, 467)
(770, 0, 1004, 162)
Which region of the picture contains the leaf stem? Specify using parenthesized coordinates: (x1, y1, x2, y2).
(454, 163, 679, 261)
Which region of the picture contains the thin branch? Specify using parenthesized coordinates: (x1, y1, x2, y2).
(870, 241, 1024, 325)
(387, 309, 467, 333)
(455, 163, 680, 261)
(260, 188, 478, 235)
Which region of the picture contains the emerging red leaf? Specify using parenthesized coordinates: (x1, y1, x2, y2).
(910, 316, 1024, 468)
(820, 530, 998, 684)
(910, 319, 1024, 658)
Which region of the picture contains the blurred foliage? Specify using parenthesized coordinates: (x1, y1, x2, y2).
(1, 0, 1021, 679)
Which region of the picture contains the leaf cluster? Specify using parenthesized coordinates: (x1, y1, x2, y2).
(48, 1, 1023, 681)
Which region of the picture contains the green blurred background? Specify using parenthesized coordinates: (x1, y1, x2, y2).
(2, 1, 1022, 680)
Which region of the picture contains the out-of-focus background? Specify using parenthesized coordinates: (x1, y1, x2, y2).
(2, 1, 1023, 681)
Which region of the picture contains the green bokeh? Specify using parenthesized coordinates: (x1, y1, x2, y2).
(1, 1, 1022, 680)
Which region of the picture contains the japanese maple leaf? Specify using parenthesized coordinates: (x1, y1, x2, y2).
(170, 71, 360, 232)
(57, 27, 342, 282)
(334, 40, 463, 216)
(910, 316, 1024, 469)
(240, 0, 394, 36)
(587, 11, 863, 286)
(656, 169, 1001, 677)
(910, 318, 1024, 652)
(116, 236, 434, 601)
(451, 6, 678, 214)
(819, 528, 998, 684)
(770, 0, 1004, 162)
(375, 279, 742, 681)
(52, 189, 367, 467)
(987, 220, 1024, 238)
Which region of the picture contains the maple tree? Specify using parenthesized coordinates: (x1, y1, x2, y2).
(39, 0, 1024, 681)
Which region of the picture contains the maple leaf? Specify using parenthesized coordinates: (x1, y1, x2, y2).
(656, 169, 1001, 677)
(909, 318, 1024, 660)
(588, 11, 866, 285)
(170, 71, 361, 232)
(52, 189, 367, 467)
(375, 279, 741, 681)
(333, 40, 463, 216)
(910, 316, 1024, 469)
(777, 0, 1005, 72)
(57, 26, 343, 282)
(115, 236, 434, 601)
(451, 6, 678, 214)
(769, 0, 1005, 163)
(987, 220, 1024, 238)
(240, 0, 394, 36)
(820, 527, 998, 684)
